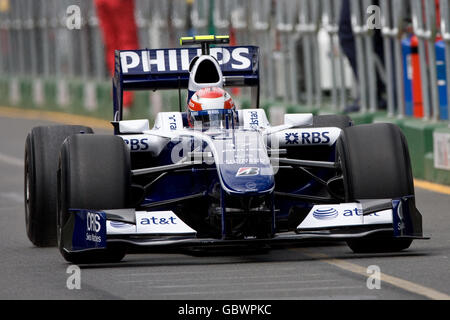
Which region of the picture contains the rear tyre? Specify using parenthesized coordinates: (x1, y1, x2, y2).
(337, 123, 414, 253)
(57, 134, 130, 263)
(25, 125, 93, 247)
(312, 114, 353, 129)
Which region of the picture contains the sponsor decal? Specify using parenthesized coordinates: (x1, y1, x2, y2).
(395, 200, 406, 234)
(86, 212, 102, 243)
(107, 220, 136, 235)
(71, 210, 106, 250)
(109, 221, 130, 228)
(301, 131, 330, 144)
(279, 128, 341, 147)
(135, 211, 196, 234)
(140, 216, 177, 225)
(243, 110, 269, 129)
(236, 167, 260, 177)
(120, 47, 253, 74)
(168, 114, 178, 130)
(285, 132, 299, 144)
(155, 112, 182, 131)
(249, 111, 259, 127)
(245, 182, 257, 190)
(343, 208, 379, 217)
(298, 203, 392, 230)
(123, 138, 149, 151)
(313, 207, 339, 220)
(284, 131, 330, 145)
(312, 207, 379, 220)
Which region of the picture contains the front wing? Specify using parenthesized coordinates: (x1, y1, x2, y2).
(63, 197, 426, 253)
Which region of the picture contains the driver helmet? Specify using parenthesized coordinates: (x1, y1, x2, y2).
(187, 87, 237, 129)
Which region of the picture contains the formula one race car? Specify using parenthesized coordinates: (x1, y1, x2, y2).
(24, 35, 426, 263)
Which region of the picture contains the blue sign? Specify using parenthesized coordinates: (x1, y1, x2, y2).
(436, 41, 448, 120)
(402, 36, 414, 116)
(71, 209, 107, 251)
(119, 46, 258, 75)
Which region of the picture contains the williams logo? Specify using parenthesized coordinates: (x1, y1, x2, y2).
(313, 207, 339, 220)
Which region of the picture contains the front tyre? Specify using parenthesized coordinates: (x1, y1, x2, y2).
(346, 237, 413, 254)
(337, 123, 415, 253)
(57, 134, 130, 263)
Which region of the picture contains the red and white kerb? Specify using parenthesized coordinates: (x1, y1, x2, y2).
(188, 87, 235, 111)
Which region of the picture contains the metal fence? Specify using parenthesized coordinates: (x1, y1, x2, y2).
(0, 0, 449, 121)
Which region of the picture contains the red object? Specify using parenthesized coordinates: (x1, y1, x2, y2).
(410, 32, 443, 118)
(94, 0, 139, 108)
(188, 87, 235, 111)
(435, 0, 441, 29)
(228, 27, 240, 96)
(410, 35, 424, 118)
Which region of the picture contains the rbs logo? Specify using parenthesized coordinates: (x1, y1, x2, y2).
(300, 131, 330, 144)
(284, 131, 330, 145)
(86, 212, 101, 233)
(123, 138, 149, 151)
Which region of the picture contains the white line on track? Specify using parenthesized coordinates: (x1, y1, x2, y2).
(0, 153, 23, 167)
(295, 248, 450, 300)
(0, 192, 23, 203)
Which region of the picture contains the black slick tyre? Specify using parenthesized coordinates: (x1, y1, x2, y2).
(57, 134, 130, 263)
(337, 123, 414, 253)
(25, 125, 93, 247)
(312, 114, 353, 129)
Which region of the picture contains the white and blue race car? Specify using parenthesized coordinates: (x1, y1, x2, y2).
(24, 36, 426, 263)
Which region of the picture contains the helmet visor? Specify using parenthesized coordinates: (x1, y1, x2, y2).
(190, 109, 235, 130)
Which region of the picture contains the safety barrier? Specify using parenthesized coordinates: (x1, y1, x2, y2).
(0, 0, 449, 184)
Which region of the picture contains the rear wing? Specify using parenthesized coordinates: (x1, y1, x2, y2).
(113, 45, 260, 120)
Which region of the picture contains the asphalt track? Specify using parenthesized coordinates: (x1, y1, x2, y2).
(0, 111, 449, 300)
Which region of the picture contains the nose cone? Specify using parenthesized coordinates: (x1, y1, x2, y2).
(208, 130, 274, 195)
(219, 164, 275, 195)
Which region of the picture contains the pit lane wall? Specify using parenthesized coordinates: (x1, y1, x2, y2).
(0, 76, 449, 186)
